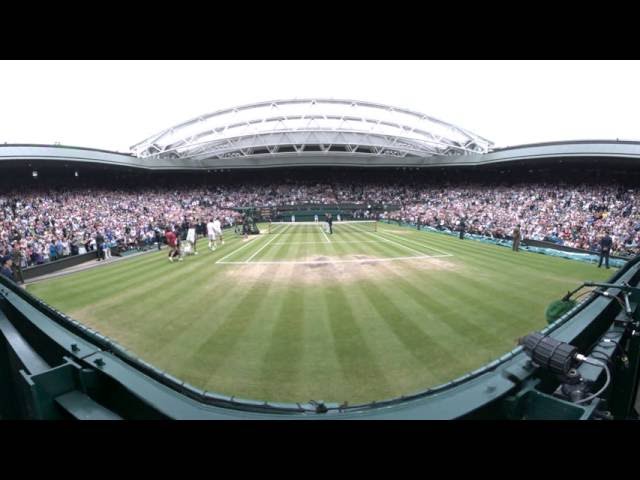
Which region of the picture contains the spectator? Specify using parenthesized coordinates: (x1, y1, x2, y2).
(1, 258, 13, 281)
(11, 244, 24, 284)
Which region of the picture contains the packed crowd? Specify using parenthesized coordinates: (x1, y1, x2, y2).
(0, 188, 242, 270)
(1, 179, 639, 274)
(381, 182, 640, 257)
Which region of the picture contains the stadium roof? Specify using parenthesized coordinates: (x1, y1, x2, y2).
(130, 99, 493, 162)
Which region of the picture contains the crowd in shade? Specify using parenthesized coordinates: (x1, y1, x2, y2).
(1, 178, 639, 269)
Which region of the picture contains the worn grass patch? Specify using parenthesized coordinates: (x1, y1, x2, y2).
(222, 254, 459, 286)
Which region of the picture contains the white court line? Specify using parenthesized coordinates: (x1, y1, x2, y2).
(363, 230, 447, 258)
(217, 254, 451, 265)
(216, 236, 262, 263)
(320, 226, 331, 244)
(376, 229, 453, 256)
(244, 226, 289, 263)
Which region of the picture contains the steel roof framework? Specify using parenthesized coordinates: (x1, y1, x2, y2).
(131, 99, 493, 162)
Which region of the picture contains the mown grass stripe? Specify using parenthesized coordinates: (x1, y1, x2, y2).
(356, 280, 461, 386)
(324, 283, 394, 402)
(377, 227, 453, 256)
(258, 286, 305, 401)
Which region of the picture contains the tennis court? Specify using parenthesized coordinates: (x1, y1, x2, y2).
(216, 221, 452, 265)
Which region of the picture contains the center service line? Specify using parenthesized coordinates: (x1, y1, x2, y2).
(216, 235, 263, 263)
(320, 226, 331, 244)
(244, 226, 289, 263)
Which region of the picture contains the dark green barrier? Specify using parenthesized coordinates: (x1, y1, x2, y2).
(22, 252, 99, 281)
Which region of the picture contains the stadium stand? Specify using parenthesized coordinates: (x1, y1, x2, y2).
(2, 167, 639, 269)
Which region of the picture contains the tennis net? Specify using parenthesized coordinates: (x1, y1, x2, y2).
(267, 220, 377, 234)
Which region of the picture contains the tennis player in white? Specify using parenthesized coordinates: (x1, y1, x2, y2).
(207, 218, 217, 250)
(186, 225, 197, 255)
(213, 217, 224, 246)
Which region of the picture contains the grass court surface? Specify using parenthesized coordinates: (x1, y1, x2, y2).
(27, 221, 613, 404)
